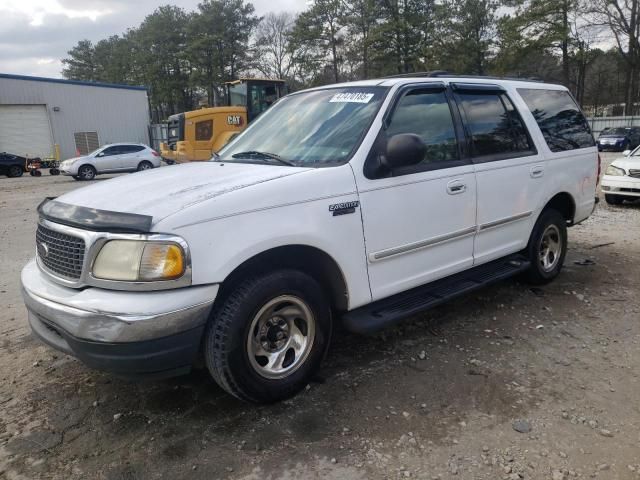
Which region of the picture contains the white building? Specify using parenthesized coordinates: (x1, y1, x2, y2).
(0, 73, 150, 160)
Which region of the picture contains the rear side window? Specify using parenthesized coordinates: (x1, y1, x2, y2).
(517, 89, 595, 152)
(456, 92, 534, 159)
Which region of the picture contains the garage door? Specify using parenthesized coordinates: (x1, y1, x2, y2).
(0, 105, 54, 159)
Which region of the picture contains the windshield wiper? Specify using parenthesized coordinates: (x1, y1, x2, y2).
(231, 151, 295, 166)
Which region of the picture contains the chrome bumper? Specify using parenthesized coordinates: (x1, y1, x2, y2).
(21, 259, 217, 343)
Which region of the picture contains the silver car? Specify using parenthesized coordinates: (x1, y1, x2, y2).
(59, 143, 162, 180)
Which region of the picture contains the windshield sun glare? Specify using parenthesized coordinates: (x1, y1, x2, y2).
(217, 86, 388, 167)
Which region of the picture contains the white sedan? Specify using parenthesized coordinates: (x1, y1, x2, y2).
(59, 143, 162, 181)
(601, 146, 640, 205)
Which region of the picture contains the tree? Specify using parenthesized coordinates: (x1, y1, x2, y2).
(371, 0, 437, 75)
(291, 0, 346, 83)
(592, 0, 640, 114)
(61, 40, 97, 80)
(342, 0, 378, 78)
(92, 34, 139, 84)
(435, 0, 499, 75)
(135, 5, 194, 119)
(497, 0, 585, 86)
(188, 0, 260, 106)
(254, 12, 296, 79)
(581, 49, 624, 115)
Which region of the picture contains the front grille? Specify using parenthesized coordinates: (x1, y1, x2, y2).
(36, 225, 85, 279)
(628, 169, 640, 178)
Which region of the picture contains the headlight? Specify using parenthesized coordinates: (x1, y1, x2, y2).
(605, 165, 626, 176)
(92, 240, 186, 282)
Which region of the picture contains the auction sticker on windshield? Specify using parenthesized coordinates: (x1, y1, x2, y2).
(329, 92, 375, 103)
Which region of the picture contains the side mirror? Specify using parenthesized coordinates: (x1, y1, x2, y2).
(383, 134, 426, 170)
(96, 152, 104, 157)
(623, 149, 632, 157)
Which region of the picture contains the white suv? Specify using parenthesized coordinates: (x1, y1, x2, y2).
(59, 143, 161, 180)
(21, 75, 598, 403)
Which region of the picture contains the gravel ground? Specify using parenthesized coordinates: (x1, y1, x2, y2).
(1, 155, 639, 480)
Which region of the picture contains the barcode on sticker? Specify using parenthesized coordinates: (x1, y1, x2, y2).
(329, 92, 374, 103)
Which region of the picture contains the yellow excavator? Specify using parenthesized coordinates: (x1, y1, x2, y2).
(160, 78, 286, 163)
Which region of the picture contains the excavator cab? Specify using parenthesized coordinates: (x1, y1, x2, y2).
(160, 78, 286, 163)
(226, 79, 287, 122)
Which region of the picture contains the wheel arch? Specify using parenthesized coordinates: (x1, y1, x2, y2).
(542, 192, 576, 225)
(216, 244, 350, 312)
(78, 163, 97, 173)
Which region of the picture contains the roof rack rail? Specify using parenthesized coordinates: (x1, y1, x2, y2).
(383, 71, 543, 83)
(383, 70, 451, 79)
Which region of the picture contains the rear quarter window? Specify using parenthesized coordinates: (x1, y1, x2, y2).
(517, 88, 595, 152)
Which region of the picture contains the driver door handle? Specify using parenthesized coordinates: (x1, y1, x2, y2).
(447, 180, 467, 195)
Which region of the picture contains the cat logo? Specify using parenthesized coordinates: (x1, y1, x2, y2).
(227, 115, 242, 126)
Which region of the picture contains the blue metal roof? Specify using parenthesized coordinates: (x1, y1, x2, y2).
(0, 73, 147, 91)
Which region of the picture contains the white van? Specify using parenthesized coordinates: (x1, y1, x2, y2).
(22, 75, 598, 403)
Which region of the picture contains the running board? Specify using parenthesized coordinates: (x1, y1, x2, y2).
(342, 255, 530, 334)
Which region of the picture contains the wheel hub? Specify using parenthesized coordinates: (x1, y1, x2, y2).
(539, 224, 562, 272)
(260, 316, 289, 350)
(247, 295, 315, 379)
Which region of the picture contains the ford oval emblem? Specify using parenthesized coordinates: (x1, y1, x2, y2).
(37, 241, 49, 258)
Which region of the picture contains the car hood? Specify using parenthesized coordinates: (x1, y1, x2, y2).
(56, 162, 312, 225)
(611, 157, 640, 170)
(61, 155, 89, 164)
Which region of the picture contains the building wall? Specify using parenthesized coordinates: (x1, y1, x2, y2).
(0, 75, 150, 159)
(586, 116, 640, 138)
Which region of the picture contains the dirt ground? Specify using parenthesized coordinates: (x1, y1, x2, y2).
(1, 155, 639, 480)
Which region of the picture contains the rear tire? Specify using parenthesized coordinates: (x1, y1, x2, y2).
(605, 194, 624, 205)
(137, 161, 153, 171)
(204, 269, 331, 403)
(8, 165, 23, 178)
(77, 165, 96, 181)
(523, 209, 567, 285)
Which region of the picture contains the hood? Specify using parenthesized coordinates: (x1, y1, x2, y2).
(55, 162, 311, 224)
(61, 155, 88, 164)
(611, 156, 640, 171)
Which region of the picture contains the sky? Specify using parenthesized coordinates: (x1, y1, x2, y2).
(0, 0, 306, 79)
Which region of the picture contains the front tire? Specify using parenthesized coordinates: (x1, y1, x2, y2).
(8, 165, 23, 177)
(204, 269, 331, 403)
(77, 165, 96, 181)
(605, 194, 624, 205)
(523, 209, 567, 285)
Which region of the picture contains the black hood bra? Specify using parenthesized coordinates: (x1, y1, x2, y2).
(38, 198, 153, 233)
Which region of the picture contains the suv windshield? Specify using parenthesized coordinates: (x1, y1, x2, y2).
(216, 86, 388, 167)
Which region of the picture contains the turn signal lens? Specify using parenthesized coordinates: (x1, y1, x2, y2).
(139, 243, 185, 280)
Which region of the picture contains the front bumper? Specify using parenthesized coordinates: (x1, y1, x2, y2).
(598, 142, 626, 151)
(601, 175, 640, 197)
(21, 259, 218, 378)
(58, 164, 77, 175)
